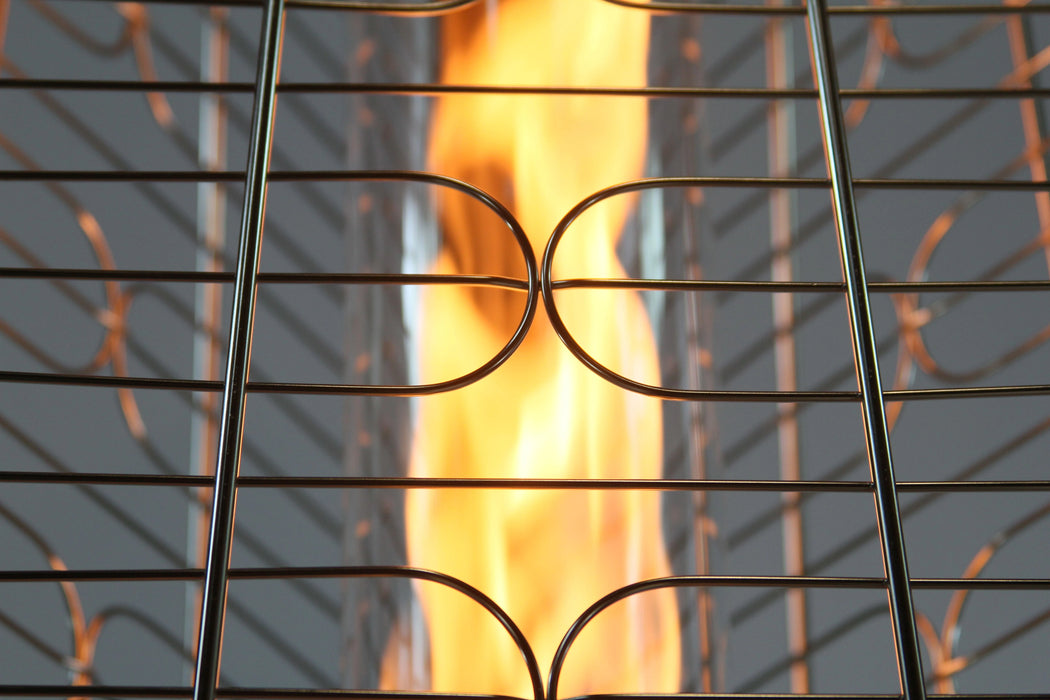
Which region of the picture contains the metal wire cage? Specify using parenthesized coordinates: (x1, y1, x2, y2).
(1, 1, 1049, 699)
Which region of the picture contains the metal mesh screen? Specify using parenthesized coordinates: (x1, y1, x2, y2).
(1, 1, 1049, 699)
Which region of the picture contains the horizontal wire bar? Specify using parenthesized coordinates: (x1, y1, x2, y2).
(0, 688, 531, 700)
(230, 569, 890, 588)
(5, 369, 1049, 400)
(82, 0, 262, 5)
(4, 472, 1047, 492)
(67, 0, 1050, 12)
(8, 266, 1050, 291)
(9, 567, 1040, 589)
(826, 3, 1050, 14)
(83, 0, 477, 9)
(869, 280, 1050, 292)
(911, 578, 1050, 590)
(0, 170, 246, 182)
(253, 383, 862, 400)
(552, 279, 1050, 292)
(5, 170, 1050, 191)
(9, 78, 1050, 100)
(555, 279, 841, 292)
(600, 1, 1050, 14)
(0, 687, 190, 699)
(895, 481, 1050, 492)
(210, 693, 1043, 700)
(3, 690, 1048, 700)
(0, 689, 527, 700)
(0, 78, 818, 98)
(235, 477, 872, 491)
(1, 171, 831, 185)
(855, 178, 1050, 191)
(0, 568, 886, 587)
(7, 269, 1050, 293)
(0, 471, 214, 486)
(0, 268, 237, 282)
(219, 692, 524, 700)
(9, 569, 1039, 590)
(0, 371, 222, 391)
(0, 268, 529, 289)
(218, 692, 522, 700)
(0, 569, 204, 582)
(6, 268, 1049, 297)
(884, 385, 1050, 400)
(845, 87, 1050, 99)
(559, 696, 1050, 700)
(0, 78, 254, 93)
(585, 696, 1050, 700)
(0, 369, 860, 400)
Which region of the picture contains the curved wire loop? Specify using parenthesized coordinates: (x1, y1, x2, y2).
(925, 501, 1050, 692)
(0, 502, 91, 687)
(231, 566, 545, 700)
(547, 575, 883, 700)
(26, 1, 177, 129)
(0, 0, 204, 443)
(542, 178, 862, 403)
(257, 171, 539, 395)
(0, 127, 145, 438)
(26, 0, 138, 55)
(889, 139, 1050, 396)
(882, 14, 1050, 426)
(83, 605, 220, 687)
(0, 171, 539, 397)
(869, 0, 1007, 69)
(546, 577, 675, 700)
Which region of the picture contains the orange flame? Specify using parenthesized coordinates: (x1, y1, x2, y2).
(395, 1, 681, 695)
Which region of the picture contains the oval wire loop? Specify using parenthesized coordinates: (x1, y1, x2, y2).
(0, 172, 539, 398)
(229, 565, 545, 700)
(546, 575, 885, 700)
(541, 180, 670, 399)
(541, 178, 859, 403)
(333, 170, 538, 395)
(546, 578, 676, 700)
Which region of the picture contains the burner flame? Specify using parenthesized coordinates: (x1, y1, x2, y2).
(390, 1, 681, 695)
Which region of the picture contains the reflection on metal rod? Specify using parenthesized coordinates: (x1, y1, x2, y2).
(803, 1, 926, 699)
(192, 1, 285, 699)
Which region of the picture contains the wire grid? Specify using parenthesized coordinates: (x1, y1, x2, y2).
(1, 0, 1050, 699)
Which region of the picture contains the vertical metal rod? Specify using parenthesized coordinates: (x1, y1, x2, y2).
(192, 2, 284, 699)
(803, 3, 926, 700)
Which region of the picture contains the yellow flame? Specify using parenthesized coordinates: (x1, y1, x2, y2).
(395, 1, 680, 695)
